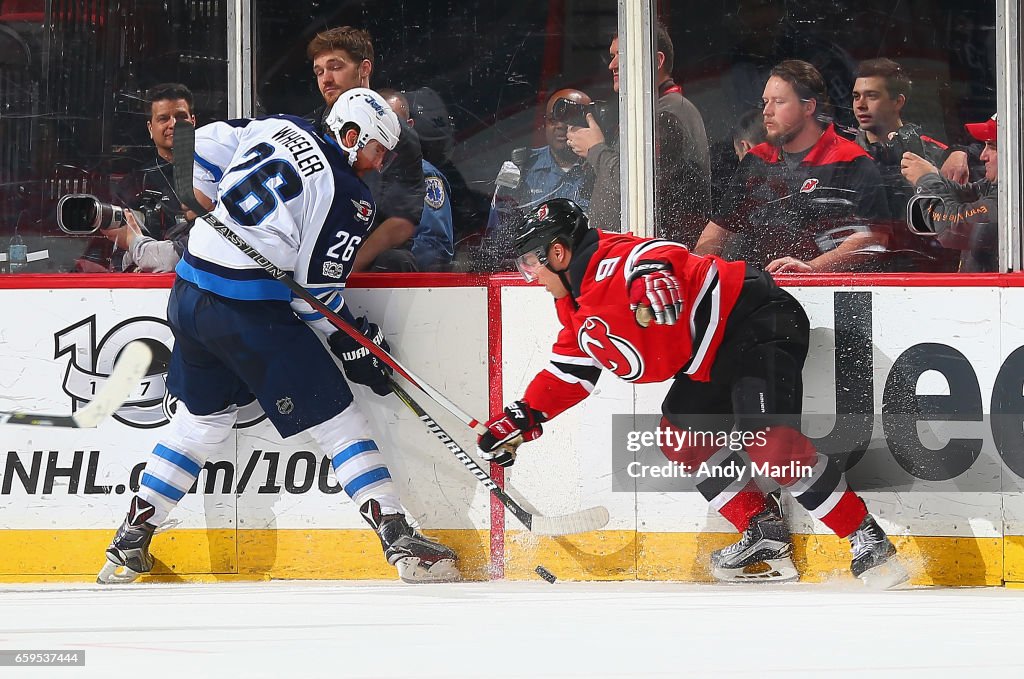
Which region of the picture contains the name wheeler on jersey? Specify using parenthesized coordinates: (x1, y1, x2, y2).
(522, 230, 748, 420)
(176, 115, 375, 332)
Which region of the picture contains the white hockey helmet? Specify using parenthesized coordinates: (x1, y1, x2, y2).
(324, 87, 401, 166)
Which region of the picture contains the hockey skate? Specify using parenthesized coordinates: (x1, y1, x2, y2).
(360, 499, 460, 583)
(711, 492, 797, 582)
(848, 515, 909, 589)
(97, 497, 157, 584)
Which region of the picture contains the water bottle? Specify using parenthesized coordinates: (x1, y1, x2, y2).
(8, 233, 27, 273)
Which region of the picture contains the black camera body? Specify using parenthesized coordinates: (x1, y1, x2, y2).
(550, 97, 616, 130)
(873, 123, 926, 164)
(57, 195, 151, 235)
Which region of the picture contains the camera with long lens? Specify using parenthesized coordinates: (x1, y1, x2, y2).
(56, 194, 147, 234)
(549, 97, 616, 130)
(873, 123, 927, 165)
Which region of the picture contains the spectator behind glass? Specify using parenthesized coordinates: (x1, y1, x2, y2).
(480, 88, 597, 269)
(696, 60, 890, 273)
(405, 86, 489, 248)
(902, 114, 998, 272)
(380, 89, 455, 271)
(567, 23, 712, 246)
(505, 88, 596, 213)
(732, 108, 767, 161)
(851, 59, 958, 219)
(101, 83, 208, 272)
(306, 26, 425, 272)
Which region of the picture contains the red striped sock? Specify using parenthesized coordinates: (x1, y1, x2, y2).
(818, 489, 868, 538)
(717, 481, 767, 532)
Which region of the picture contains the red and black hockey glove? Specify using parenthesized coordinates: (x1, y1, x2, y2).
(477, 400, 546, 467)
(627, 259, 683, 327)
(328, 317, 393, 397)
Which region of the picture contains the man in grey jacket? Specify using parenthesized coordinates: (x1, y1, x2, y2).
(566, 23, 711, 246)
(902, 114, 998, 272)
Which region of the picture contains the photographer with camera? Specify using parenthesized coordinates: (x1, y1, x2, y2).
(901, 114, 998, 273)
(100, 83, 200, 272)
(851, 59, 957, 223)
(481, 88, 597, 269)
(566, 23, 711, 246)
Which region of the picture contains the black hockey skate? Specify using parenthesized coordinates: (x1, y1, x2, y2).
(849, 514, 909, 589)
(97, 497, 157, 584)
(711, 492, 797, 582)
(360, 499, 460, 583)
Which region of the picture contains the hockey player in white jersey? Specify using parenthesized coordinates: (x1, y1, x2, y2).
(97, 88, 460, 584)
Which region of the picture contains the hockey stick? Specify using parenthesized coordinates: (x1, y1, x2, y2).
(172, 120, 488, 435)
(0, 342, 152, 428)
(389, 378, 609, 536)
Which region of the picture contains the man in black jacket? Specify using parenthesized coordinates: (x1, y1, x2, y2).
(851, 58, 954, 220)
(306, 26, 425, 272)
(102, 83, 199, 272)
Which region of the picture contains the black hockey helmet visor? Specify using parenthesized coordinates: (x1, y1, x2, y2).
(513, 198, 590, 281)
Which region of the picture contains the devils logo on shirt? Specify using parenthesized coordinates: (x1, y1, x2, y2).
(577, 317, 644, 381)
(799, 178, 820, 193)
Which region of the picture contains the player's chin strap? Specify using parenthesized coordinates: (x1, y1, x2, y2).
(546, 259, 574, 300)
(551, 233, 594, 308)
(321, 128, 359, 167)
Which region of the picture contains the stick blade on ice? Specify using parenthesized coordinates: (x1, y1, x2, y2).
(529, 506, 610, 536)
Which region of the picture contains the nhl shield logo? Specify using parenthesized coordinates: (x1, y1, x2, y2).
(276, 397, 294, 415)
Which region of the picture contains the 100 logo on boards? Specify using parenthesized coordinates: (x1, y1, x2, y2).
(54, 315, 266, 429)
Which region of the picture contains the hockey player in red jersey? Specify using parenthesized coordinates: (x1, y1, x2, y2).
(478, 198, 908, 587)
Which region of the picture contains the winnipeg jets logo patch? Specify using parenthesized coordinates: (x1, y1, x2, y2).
(800, 178, 820, 193)
(352, 199, 374, 223)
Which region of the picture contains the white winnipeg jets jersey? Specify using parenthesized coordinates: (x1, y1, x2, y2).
(176, 115, 376, 333)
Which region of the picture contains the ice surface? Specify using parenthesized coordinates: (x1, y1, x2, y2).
(0, 580, 1022, 678)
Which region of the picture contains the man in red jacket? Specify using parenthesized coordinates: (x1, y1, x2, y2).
(478, 198, 907, 588)
(696, 60, 890, 273)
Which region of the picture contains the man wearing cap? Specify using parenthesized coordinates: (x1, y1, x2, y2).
(901, 114, 998, 272)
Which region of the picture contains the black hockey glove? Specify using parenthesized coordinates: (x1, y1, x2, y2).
(328, 317, 393, 397)
(477, 400, 546, 467)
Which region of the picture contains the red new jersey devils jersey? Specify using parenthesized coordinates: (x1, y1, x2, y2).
(523, 231, 748, 420)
